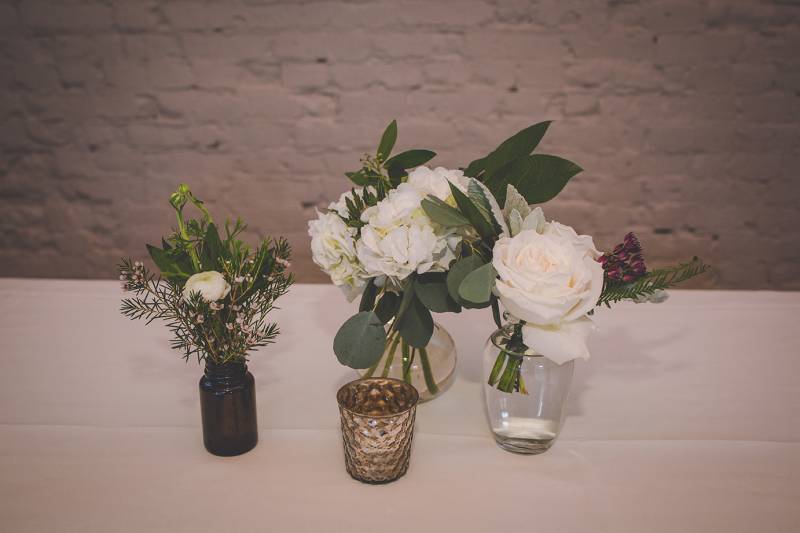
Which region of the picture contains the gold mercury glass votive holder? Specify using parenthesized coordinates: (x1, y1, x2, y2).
(336, 377, 419, 484)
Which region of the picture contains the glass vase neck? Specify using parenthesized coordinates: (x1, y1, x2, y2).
(491, 323, 543, 358)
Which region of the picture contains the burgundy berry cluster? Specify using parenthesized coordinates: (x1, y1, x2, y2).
(600, 232, 646, 282)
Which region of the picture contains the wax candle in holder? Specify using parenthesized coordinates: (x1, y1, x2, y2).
(336, 378, 419, 483)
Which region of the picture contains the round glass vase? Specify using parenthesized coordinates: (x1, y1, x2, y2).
(359, 321, 457, 403)
(199, 360, 258, 456)
(482, 324, 574, 454)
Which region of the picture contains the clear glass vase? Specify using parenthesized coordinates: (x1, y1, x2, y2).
(359, 321, 456, 403)
(482, 324, 574, 454)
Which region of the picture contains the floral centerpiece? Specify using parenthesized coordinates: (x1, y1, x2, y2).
(410, 126, 708, 453)
(308, 121, 581, 401)
(119, 184, 292, 456)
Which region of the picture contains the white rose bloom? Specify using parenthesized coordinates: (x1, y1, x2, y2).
(492, 218, 604, 364)
(183, 271, 231, 303)
(308, 207, 367, 302)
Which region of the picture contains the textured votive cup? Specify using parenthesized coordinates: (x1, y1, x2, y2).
(336, 378, 419, 484)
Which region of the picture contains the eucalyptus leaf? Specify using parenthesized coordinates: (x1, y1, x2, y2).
(446, 255, 485, 303)
(377, 120, 397, 160)
(384, 149, 436, 170)
(333, 311, 387, 369)
(359, 278, 379, 312)
(397, 294, 434, 348)
(458, 262, 497, 305)
(421, 196, 469, 227)
(374, 291, 400, 323)
(415, 272, 461, 313)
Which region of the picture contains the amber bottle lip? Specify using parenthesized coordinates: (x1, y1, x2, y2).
(336, 377, 419, 419)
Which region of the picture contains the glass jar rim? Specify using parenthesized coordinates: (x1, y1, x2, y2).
(490, 324, 543, 358)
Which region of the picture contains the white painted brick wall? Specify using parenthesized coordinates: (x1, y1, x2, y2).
(1, 0, 799, 288)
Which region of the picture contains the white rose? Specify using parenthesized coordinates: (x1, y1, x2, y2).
(308, 209, 367, 302)
(183, 271, 231, 303)
(492, 221, 604, 364)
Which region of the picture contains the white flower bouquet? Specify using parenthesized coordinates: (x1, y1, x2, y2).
(119, 184, 293, 365)
(310, 121, 708, 395)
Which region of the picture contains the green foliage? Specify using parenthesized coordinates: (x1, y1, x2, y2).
(598, 258, 709, 307)
(337, 187, 379, 232)
(374, 291, 400, 323)
(484, 154, 583, 206)
(449, 182, 497, 241)
(467, 179, 503, 234)
(465, 121, 551, 179)
(447, 255, 491, 309)
(119, 185, 293, 365)
(359, 278, 379, 312)
(344, 121, 436, 193)
(333, 311, 387, 369)
(377, 120, 397, 160)
(384, 149, 436, 170)
(461, 121, 581, 206)
(458, 262, 497, 305)
(420, 196, 470, 227)
(397, 290, 434, 348)
(415, 272, 461, 313)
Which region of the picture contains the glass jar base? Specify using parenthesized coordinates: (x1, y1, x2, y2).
(493, 436, 554, 455)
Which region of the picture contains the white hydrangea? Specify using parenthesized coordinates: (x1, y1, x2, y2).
(356, 179, 459, 282)
(355, 166, 509, 284)
(307, 191, 369, 302)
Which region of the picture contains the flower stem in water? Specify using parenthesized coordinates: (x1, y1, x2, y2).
(419, 347, 439, 395)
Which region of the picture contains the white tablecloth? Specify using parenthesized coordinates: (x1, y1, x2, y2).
(1, 280, 798, 532)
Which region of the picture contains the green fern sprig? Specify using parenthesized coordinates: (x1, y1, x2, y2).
(597, 257, 709, 307)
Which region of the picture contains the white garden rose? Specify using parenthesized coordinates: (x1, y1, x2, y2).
(183, 271, 231, 303)
(492, 218, 604, 364)
(308, 207, 367, 302)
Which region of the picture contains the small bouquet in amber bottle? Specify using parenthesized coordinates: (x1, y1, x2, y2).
(118, 184, 292, 456)
(119, 184, 292, 365)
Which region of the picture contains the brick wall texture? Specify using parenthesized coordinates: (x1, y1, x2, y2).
(1, 0, 799, 289)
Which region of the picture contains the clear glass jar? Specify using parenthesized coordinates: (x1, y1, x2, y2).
(482, 324, 574, 454)
(359, 321, 456, 403)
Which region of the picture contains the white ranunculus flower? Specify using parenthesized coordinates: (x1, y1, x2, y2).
(308, 207, 367, 302)
(492, 218, 604, 364)
(183, 271, 231, 303)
